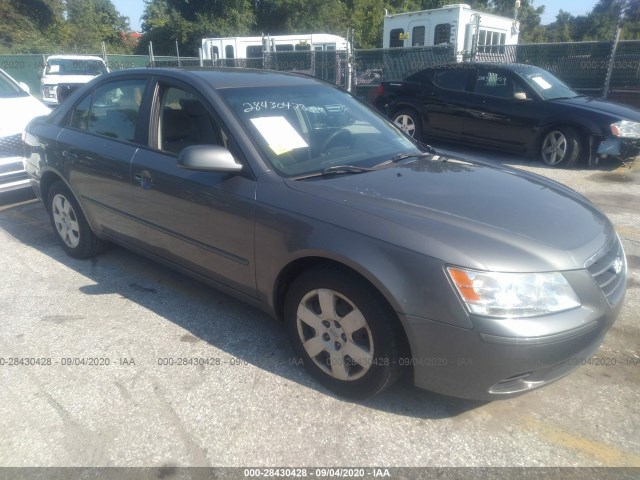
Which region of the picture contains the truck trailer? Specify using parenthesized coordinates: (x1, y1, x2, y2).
(383, 3, 519, 56)
(201, 34, 348, 61)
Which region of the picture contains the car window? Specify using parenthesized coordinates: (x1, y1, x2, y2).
(432, 69, 472, 92)
(220, 85, 418, 177)
(45, 58, 108, 76)
(68, 79, 145, 142)
(157, 86, 227, 155)
(69, 93, 92, 130)
(516, 66, 579, 100)
(474, 69, 515, 99)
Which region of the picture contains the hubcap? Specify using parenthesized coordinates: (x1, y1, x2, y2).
(541, 131, 568, 165)
(394, 114, 416, 137)
(296, 289, 373, 381)
(52, 194, 80, 248)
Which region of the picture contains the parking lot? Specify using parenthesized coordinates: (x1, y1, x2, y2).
(0, 147, 639, 469)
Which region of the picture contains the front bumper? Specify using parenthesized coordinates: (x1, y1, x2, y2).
(402, 308, 617, 401)
(597, 136, 640, 159)
(401, 239, 626, 401)
(0, 133, 29, 194)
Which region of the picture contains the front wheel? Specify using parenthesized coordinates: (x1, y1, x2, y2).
(285, 267, 403, 399)
(47, 181, 104, 258)
(540, 127, 581, 167)
(393, 108, 422, 141)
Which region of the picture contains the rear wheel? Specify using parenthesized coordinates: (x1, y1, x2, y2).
(540, 126, 581, 167)
(47, 181, 104, 258)
(285, 267, 403, 399)
(393, 108, 422, 141)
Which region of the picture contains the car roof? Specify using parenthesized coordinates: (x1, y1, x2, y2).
(46, 55, 106, 62)
(428, 62, 539, 71)
(104, 67, 329, 89)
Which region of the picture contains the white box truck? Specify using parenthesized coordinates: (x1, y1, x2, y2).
(383, 3, 519, 57)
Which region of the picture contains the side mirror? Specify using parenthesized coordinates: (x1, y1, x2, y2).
(18, 82, 30, 94)
(178, 145, 243, 173)
(513, 92, 527, 100)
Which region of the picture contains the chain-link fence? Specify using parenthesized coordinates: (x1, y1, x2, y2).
(200, 50, 349, 88)
(1, 40, 639, 107)
(350, 41, 640, 107)
(352, 45, 456, 101)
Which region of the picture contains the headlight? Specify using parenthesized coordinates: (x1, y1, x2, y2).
(610, 120, 640, 139)
(42, 85, 56, 97)
(446, 267, 581, 318)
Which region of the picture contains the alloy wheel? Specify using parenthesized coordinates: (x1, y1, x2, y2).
(296, 288, 374, 381)
(51, 194, 80, 248)
(394, 114, 416, 137)
(541, 130, 568, 166)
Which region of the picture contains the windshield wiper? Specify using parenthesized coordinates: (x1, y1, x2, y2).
(391, 152, 433, 162)
(291, 164, 376, 180)
(371, 151, 434, 169)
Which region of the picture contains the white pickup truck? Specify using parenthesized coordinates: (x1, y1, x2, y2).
(40, 55, 109, 106)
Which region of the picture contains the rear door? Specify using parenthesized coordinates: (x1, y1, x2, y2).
(423, 67, 474, 140)
(56, 77, 148, 236)
(128, 78, 258, 297)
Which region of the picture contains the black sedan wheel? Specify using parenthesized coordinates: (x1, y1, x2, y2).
(540, 127, 581, 167)
(47, 181, 104, 258)
(285, 267, 403, 399)
(393, 108, 422, 140)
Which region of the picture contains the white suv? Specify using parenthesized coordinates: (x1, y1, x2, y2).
(41, 55, 109, 106)
(0, 69, 50, 193)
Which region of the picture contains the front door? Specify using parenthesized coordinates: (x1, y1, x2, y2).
(462, 67, 536, 151)
(129, 81, 257, 297)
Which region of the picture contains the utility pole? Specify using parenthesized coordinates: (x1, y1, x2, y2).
(603, 0, 627, 99)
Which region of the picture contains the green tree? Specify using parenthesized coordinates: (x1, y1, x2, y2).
(138, 0, 255, 55)
(64, 0, 131, 52)
(491, 0, 546, 43)
(545, 10, 574, 42)
(0, 0, 66, 52)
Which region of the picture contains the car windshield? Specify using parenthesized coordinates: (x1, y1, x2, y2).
(516, 66, 579, 100)
(0, 70, 27, 98)
(45, 59, 108, 76)
(220, 85, 420, 177)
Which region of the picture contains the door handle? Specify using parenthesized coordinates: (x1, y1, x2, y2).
(134, 171, 154, 190)
(61, 150, 78, 160)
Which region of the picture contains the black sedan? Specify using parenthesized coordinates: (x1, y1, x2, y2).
(373, 62, 640, 166)
(23, 68, 626, 400)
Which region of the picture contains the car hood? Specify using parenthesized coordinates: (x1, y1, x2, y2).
(0, 96, 50, 137)
(41, 74, 97, 85)
(284, 156, 613, 272)
(551, 95, 640, 120)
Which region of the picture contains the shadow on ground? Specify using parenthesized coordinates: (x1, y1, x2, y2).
(0, 198, 484, 420)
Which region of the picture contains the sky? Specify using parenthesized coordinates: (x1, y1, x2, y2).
(111, 0, 145, 32)
(111, 0, 600, 33)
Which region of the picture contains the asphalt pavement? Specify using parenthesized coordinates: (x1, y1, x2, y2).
(0, 150, 638, 470)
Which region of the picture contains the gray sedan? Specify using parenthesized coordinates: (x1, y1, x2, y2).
(23, 68, 627, 400)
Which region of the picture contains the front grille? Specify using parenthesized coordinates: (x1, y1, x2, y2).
(586, 237, 627, 306)
(0, 133, 24, 158)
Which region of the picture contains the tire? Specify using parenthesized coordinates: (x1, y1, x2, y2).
(540, 126, 581, 167)
(393, 108, 422, 141)
(285, 266, 403, 399)
(47, 181, 104, 258)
